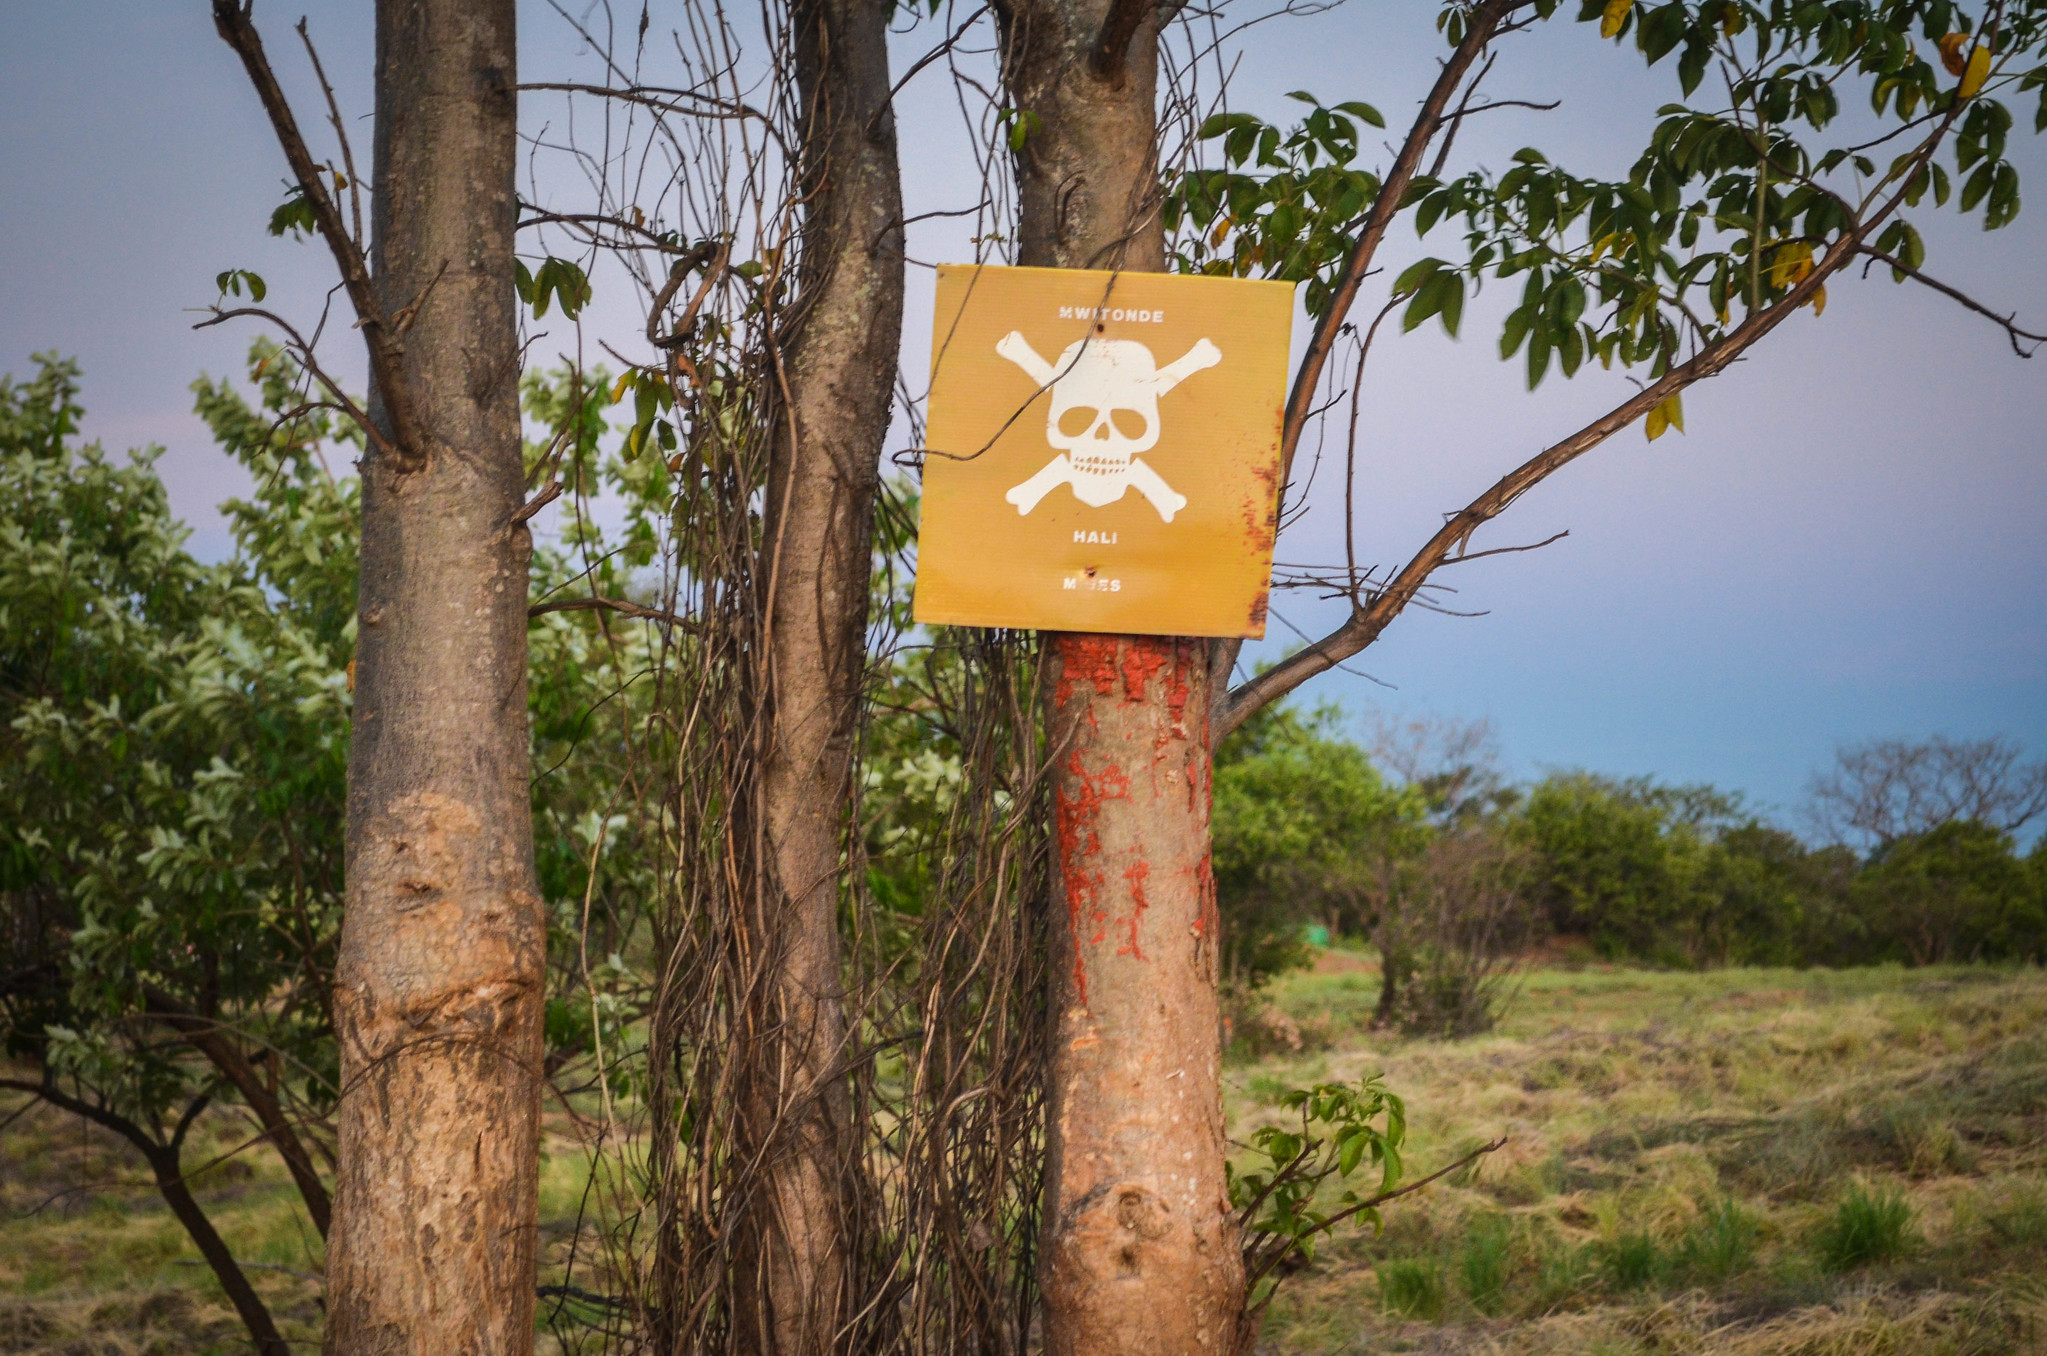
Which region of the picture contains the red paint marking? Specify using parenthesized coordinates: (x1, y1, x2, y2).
(1119, 641, 1167, 704)
(1244, 464, 1281, 552)
(1056, 633, 1123, 708)
(1119, 859, 1151, 959)
(1053, 746, 1131, 1009)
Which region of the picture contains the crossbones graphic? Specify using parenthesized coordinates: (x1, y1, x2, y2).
(995, 330, 1222, 522)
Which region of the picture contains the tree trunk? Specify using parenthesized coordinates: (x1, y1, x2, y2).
(999, 2, 1246, 1350)
(327, 4, 545, 1353)
(740, 0, 905, 1348)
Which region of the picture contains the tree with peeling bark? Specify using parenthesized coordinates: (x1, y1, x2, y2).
(985, 0, 2047, 1350)
(211, 1, 546, 1349)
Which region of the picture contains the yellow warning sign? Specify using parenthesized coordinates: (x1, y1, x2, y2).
(912, 264, 1296, 638)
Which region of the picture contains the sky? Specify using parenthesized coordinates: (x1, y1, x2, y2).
(2, 1, 2042, 830)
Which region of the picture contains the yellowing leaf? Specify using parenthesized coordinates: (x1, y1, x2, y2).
(1960, 44, 1991, 97)
(1938, 33, 1970, 77)
(1768, 240, 1814, 289)
(1645, 392, 1684, 442)
(1601, 0, 1633, 39)
(1810, 284, 1827, 316)
(610, 373, 632, 404)
(1210, 216, 1233, 248)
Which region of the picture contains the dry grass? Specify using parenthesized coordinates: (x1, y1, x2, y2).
(1236, 959, 2047, 1354)
(0, 1094, 616, 1354)
(2, 961, 2041, 1352)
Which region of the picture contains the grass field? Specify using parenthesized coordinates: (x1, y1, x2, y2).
(3, 960, 2043, 1353)
(1238, 957, 2047, 1354)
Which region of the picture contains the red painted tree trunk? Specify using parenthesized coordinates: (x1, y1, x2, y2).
(996, 1, 1245, 1348)
(997, 1, 1246, 1348)
(1041, 636, 1242, 1354)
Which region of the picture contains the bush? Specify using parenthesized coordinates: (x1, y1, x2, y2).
(1849, 821, 2039, 964)
(1514, 773, 1790, 965)
(1377, 1257, 1446, 1319)
(1373, 829, 1537, 1036)
(1211, 703, 1423, 993)
(1814, 1183, 1914, 1270)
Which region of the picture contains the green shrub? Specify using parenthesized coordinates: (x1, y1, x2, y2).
(1814, 1183, 1914, 1270)
(1459, 1216, 1512, 1314)
(1678, 1198, 1758, 1281)
(1600, 1230, 1665, 1290)
(1377, 1257, 1446, 1320)
(1850, 821, 2039, 965)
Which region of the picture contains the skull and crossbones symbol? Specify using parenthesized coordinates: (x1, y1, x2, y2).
(995, 330, 1222, 522)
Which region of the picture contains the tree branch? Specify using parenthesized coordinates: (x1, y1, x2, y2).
(1278, 0, 1522, 481)
(1224, 147, 1947, 736)
(0, 1075, 289, 1354)
(143, 989, 332, 1238)
(211, 0, 427, 471)
(1223, 65, 1986, 739)
(529, 596, 699, 629)
(1856, 245, 2044, 357)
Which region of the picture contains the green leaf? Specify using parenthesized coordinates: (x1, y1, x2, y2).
(1437, 272, 1464, 337)
(1393, 257, 1445, 295)
(1334, 100, 1385, 128)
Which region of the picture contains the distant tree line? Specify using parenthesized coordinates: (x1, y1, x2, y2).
(1209, 703, 2047, 1034)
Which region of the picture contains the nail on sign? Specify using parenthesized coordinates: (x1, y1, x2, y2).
(912, 265, 1297, 638)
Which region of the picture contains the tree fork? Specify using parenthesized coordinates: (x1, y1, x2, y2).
(2, 1079, 290, 1355)
(999, 0, 1244, 1348)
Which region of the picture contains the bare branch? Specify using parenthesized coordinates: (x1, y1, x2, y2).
(211, 1, 426, 471)
(1856, 245, 2044, 357)
(294, 18, 364, 250)
(871, 4, 992, 140)
(510, 480, 565, 527)
(1279, 0, 1522, 482)
(528, 596, 700, 630)
(1437, 528, 1569, 565)
(192, 305, 391, 459)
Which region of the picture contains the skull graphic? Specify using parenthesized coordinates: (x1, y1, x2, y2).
(995, 331, 1222, 522)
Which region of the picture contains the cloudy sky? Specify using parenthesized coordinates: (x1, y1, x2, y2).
(3, 1, 2042, 828)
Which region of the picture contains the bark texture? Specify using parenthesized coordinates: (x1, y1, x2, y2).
(740, 0, 905, 1348)
(1040, 636, 1240, 1355)
(1000, 1, 1246, 1348)
(327, 3, 544, 1353)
